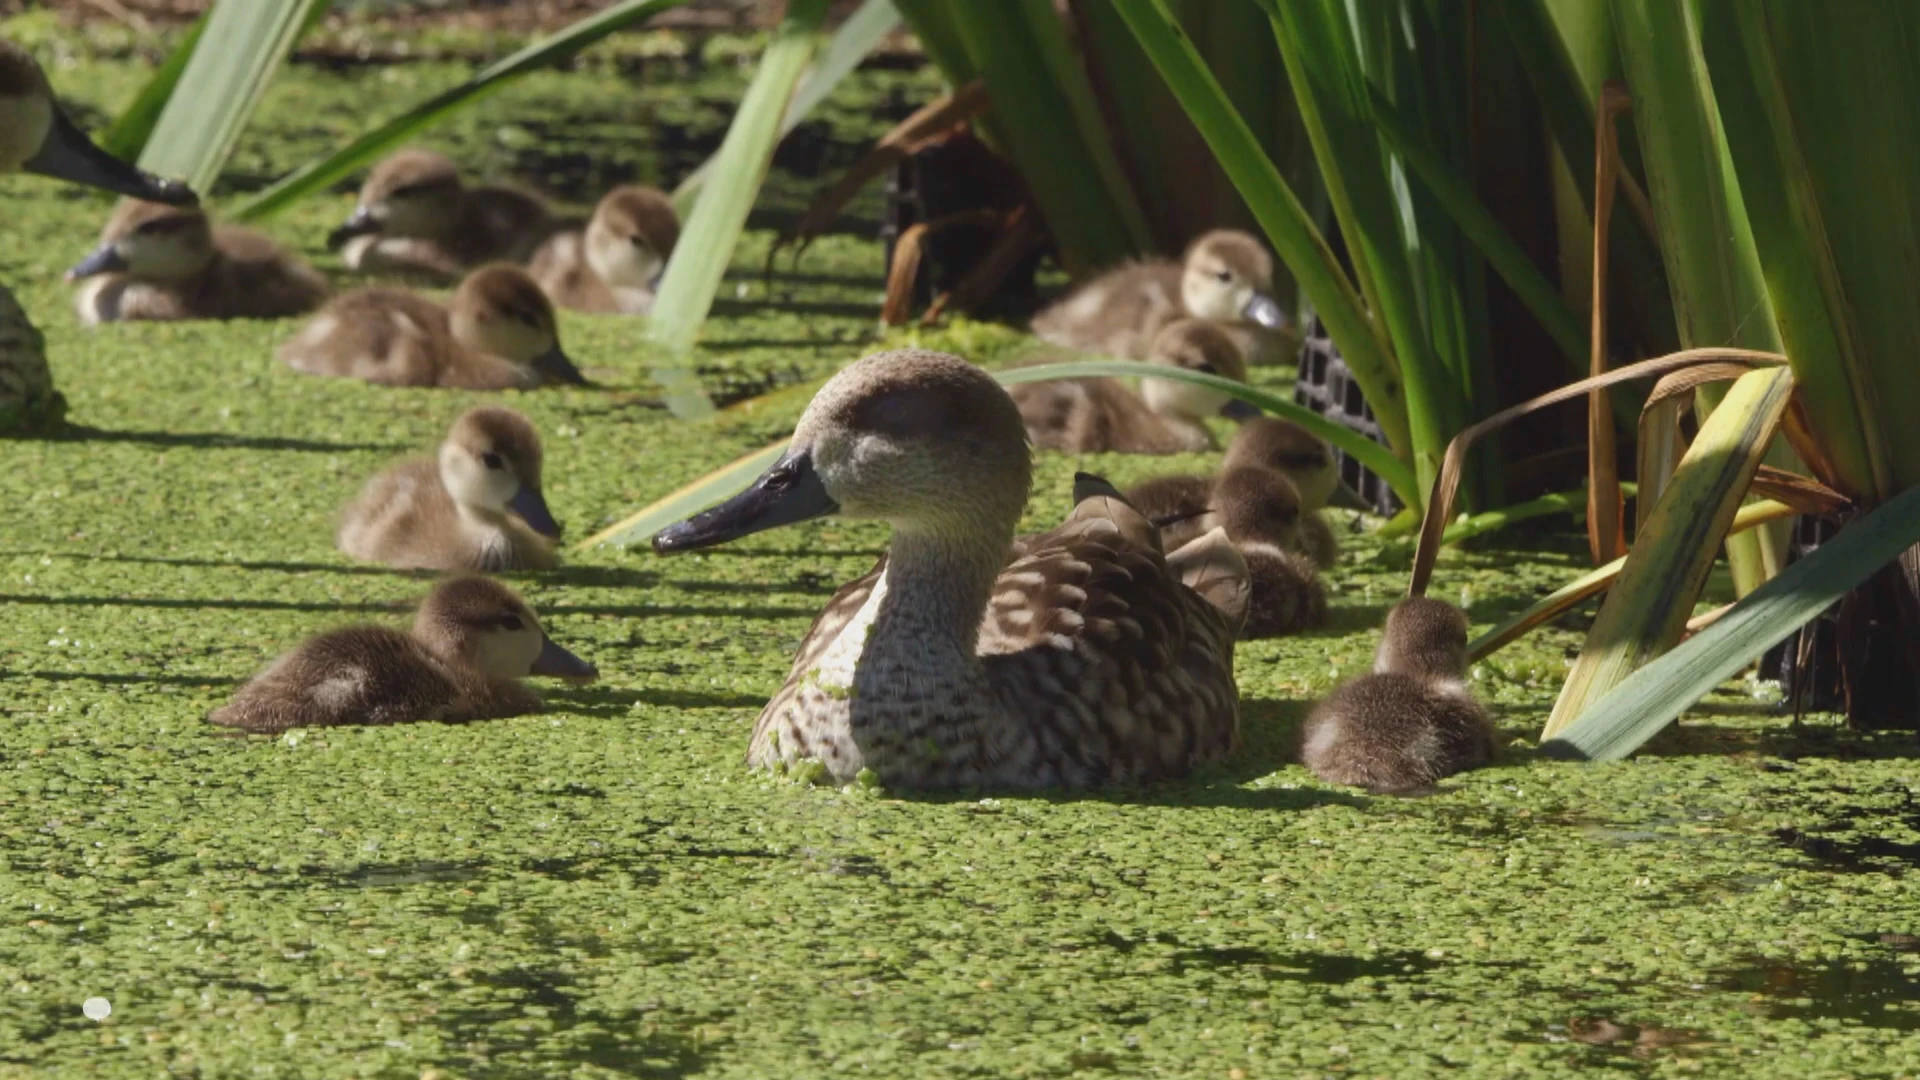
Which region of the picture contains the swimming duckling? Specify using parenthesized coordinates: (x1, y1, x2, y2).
(1011, 319, 1249, 454)
(1030, 229, 1287, 359)
(528, 185, 679, 314)
(67, 199, 329, 325)
(651, 348, 1245, 789)
(329, 148, 552, 277)
(279, 264, 587, 389)
(1, 41, 194, 202)
(338, 406, 563, 572)
(209, 575, 596, 733)
(1299, 596, 1493, 793)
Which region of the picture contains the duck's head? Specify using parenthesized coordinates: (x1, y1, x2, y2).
(1, 42, 194, 202)
(413, 575, 597, 683)
(328, 148, 462, 248)
(585, 185, 679, 290)
(1213, 465, 1304, 552)
(1374, 597, 1469, 682)
(1222, 418, 1344, 511)
(449, 265, 586, 385)
(653, 349, 1032, 552)
(438, 406, 561, 538)
(67, 199, 213, 282)
(1180, 229, 1284, 330)
(1142, 318, 1249, 421)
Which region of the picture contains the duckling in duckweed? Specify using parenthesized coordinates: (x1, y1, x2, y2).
(529, 185, 680, 314)
(1299, 596, 1493, 793)
(1211, 466, 1328, 637)
(338, 406, 563, 572)
(67, 200, 329, 325)
(280, 264, 587, 389)
(1010, 318, 1249, 455)
(329, 148, 553, 278)
(651, 348, 1247, 789)
(209, 575, 596, 734)
(1030, 229, 1287, 360)
(1, 41, 194, 202)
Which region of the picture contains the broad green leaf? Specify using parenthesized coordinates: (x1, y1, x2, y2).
(231, 0, 691, 221)
(646, 0, 830, 420)
(585, 356, 1423, 550)
(138, 0, 326, 195)
(1107, 0, 1412, 472)
(99, 13, 207, 163)
(578, 441, 787, 551)
(672, 0, 902, 214)
(1544, 365, 1794, 737)
(1544, 483, 1920, 760)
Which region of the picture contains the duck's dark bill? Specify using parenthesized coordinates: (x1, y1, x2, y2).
(25, 110, 197, 205)
(326, 208, 379, 250)
(531, 636, 598, 682)
(532, 345, 590, 386)
(65, 244, 126, 281)
(508, 487, 564, 538)
(652, 449, 838, 553)
(1221, 398, 1263, 420)
(1242, 292, 1287, 330)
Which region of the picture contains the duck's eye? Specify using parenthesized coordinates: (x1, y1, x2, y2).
(1214, 269, 1233, 283)
(1194, 363, 1218, 376)
(481, 452, 505, 471)
(629, 235, 648, 248)
(497, 615, 524, 631)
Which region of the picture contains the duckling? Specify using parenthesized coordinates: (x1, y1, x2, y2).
(328, 148, 553, 277)
(1210, 466, 1328, 637)
(279, 264, 587, 389)
(1125, 472, 1214, 542)
(1, 41, 194, 202)
(1223, 417, 1362, 564)
(528, 185, 680, 314)
(338, 406, 563, 572)
(1299, 597, 1493, 793)
(651, 348, 1245, 790)
(208, 575, 596, 733)
(1010, 319, 1249, 454)
(1030, 229, 1287, 359)
(67, 199, 329, 325)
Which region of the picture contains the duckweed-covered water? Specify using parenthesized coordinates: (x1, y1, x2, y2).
(2, 20, 1919, 1078)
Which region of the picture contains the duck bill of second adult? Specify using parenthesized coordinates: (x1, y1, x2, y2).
(25, 109, 196, 205)
(1241, 291, 1287, 331)
(651, 448, 838, 553)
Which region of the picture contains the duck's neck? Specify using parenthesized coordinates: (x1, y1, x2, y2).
(868, 525, 1009, 660)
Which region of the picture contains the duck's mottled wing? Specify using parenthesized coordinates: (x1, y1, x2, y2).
(751, 555, 887, 742)
(978, 510, 1240, 785)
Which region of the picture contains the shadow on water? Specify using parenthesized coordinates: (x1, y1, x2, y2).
(34, 425, 408, 454)
(1715, 954, 1920, 1030)
(1168, 943, 1445, 984)
(1770, 780, 1920, 873)
(434, 966, 716, 1078)
(0, 669, 236, 688)
(545, 686, 768, 715)
(0, 550, 424, 578)
(0, 592, 398, 614)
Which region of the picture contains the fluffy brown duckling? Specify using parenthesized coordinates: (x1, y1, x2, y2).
(1225, 418, 1360, 564)
(528, 184, 680, 314)
(1299, 597, 1493, 793)
(1030, 229, 1287, 360)
(279, 264, 587, 389)
(209, 575, 596, 733)
(1212, 467, 1328, 637)
(328, 148, 553, 277)
(337, 406, 563, 572)
(1011, 318, 1249, 454)
(67, 200, 328, 325)
(1, 41, 194, 202)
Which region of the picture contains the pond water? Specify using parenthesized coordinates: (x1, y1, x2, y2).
(1, 17, 1918, 1078)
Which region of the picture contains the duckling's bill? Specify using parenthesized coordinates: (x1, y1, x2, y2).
(531, 344, 589, 386)
(25, 109, 195, 205)
(327, 206, 380, 250)
(532, 635, 598, 683)
(1221, 397, 1262, 420)
(65, 241, 126, 281)
(1241, 291, 1287, 330)
(508, 486, 564, 538)
(652, 449, 838, 553)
